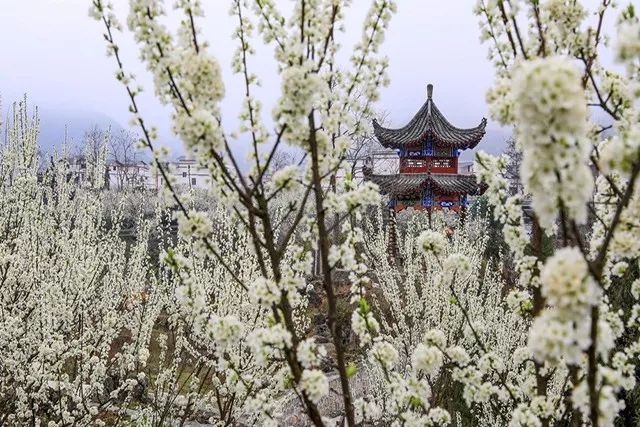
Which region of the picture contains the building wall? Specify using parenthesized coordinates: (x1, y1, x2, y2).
(369, 150, 399, 175)
(458, 161, 474, 174)
(104, 158, 209, 191)
(170, 159, 209, 189)
(107, 163, 151, 190)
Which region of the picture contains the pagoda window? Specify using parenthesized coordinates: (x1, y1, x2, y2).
(404, 159, 426, 168)
(432, 158, 452, 169)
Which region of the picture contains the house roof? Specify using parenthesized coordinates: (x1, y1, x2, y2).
(111, 160, 148, 167)
(364, 171, 485, 198)
(372, 84, 487, 150)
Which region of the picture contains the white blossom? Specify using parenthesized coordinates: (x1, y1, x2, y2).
(249, 277, 281, 307)
(370, 341, 399, 370)
(417, 230, 448, 256)
(412, 344, 443, 376)
(443, 253, 472, 279)
(300, 369, 329, 404)
(616, 20, 640, 63)
(540, 247, 600, 311)
(271, 164, 299, 191)
(512, 56, 592, 230)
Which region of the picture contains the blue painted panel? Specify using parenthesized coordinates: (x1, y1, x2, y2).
(426, 137, 433, 156)
(422, 184, 433, 207)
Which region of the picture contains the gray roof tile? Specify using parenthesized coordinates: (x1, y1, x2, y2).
(372, 85, 487, 150)
(364, 172, 484, 197)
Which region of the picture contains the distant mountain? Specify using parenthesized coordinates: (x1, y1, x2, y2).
(17, 105, 509, 164)
(35, 107, 125, 152)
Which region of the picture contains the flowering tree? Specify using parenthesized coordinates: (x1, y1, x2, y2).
(88, 0, 413, 425)
(355, 209, 527, 424)
(76, 0, 640, 425)
(459, 1, 639, 425)
(0, 99, 158, 425)
(133, 203, 283, 426)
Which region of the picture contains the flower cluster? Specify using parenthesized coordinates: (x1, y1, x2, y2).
(616, 18, 640, 63)
(412, 343, 444, 377)
(512, 56, 592, 230)
(417, 230, 448, 256)
(540, 248, 600, 311)
(273, 65, 327, 147)
(300, 369, 330, 404)
(270, 164, 299, 191)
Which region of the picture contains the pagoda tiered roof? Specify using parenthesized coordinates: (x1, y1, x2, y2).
(364, 172, 484, 198)
(372, 84, 487, 150)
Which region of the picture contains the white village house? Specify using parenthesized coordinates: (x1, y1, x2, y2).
(106, 156, 209, 190)
(163, 157, 209, 190)
(108, 161, 151, 190)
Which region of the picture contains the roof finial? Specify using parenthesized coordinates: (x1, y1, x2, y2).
(427, 83, 433, 99)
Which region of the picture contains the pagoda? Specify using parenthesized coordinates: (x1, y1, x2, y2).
(365, 84, 486, 213)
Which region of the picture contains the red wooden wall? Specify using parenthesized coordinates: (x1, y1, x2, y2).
(399, 157, 458, 174)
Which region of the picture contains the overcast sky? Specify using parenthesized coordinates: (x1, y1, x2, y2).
(0, 0, 618, 160)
